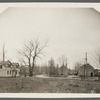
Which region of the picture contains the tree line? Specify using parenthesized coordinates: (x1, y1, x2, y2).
(1, 38, 100, 77)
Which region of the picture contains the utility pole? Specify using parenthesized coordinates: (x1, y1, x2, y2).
(84, 52, 87, 79)
(3, 43, 6, 62)
(85, 52, 87, 64)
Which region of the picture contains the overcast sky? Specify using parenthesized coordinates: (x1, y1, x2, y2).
(0, 7, 100, 69)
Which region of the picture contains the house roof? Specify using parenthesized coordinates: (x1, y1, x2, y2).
(80, 63, 94, 69)
(0, 61, 19, 68)
(0, 60, 11, 65)
(12, 62, 19, 66)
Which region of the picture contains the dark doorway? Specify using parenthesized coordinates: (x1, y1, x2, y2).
(91, 72, 93, 77)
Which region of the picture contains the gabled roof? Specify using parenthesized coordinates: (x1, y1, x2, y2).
(80, 63, 94, 69)
(0, 61, 19, 68)
(0, 60, 11, 65)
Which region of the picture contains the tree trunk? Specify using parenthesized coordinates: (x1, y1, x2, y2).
(30, 70, 33, 76)
(32, 57, 35, 76)
(28, 58, 33, 76)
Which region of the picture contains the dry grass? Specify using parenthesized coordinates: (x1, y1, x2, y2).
(0, 77, 100, 93)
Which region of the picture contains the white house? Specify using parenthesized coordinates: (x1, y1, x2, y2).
(0, 60, 20, 77)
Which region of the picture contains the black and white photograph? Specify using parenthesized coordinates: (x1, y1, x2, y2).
(0, 3, 100, 96)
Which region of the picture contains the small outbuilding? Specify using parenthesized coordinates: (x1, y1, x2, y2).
(78, 63, 94, 77)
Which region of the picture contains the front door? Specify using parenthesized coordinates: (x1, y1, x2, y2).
(91, 72, 93, 77)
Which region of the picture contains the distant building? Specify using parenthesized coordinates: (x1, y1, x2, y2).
(0, 60, 20, 77)
(94, 69, 99, 77)
(78, 63, 94, 77)
(20, 65, 29, 77)
(58, 65, 68, 77)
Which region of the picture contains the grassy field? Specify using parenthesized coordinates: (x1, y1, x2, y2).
(0, 77, 100, 93)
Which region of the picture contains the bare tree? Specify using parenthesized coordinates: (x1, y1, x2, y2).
(48, 58, 55, 75)
(58, 55, 68, 67)
(18, 58, 27, 66)
(74, 62, 82, 71)
(57, 55, 68, 76)
(17, 38, 48, 76)
(92, 48, 100, 68)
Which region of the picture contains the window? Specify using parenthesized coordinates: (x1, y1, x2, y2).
(7, 70, 9, 74)
(10, 70, 11, 74)
(0, 65, 2, 69)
